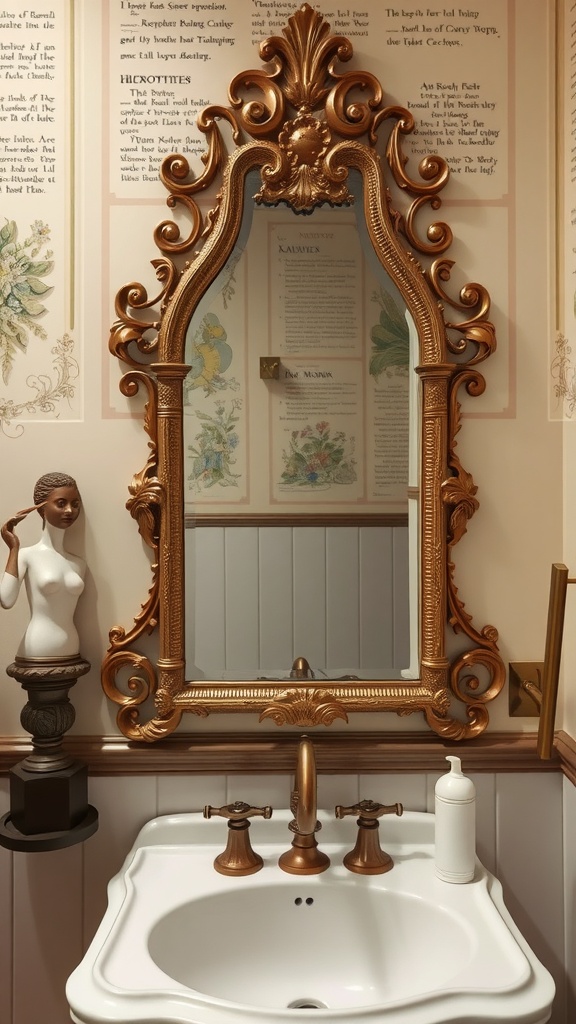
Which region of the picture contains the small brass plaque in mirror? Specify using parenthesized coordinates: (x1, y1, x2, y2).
(260, 357, 281, 380)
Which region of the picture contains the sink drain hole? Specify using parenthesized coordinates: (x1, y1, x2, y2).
(288, 998, 327, 1010)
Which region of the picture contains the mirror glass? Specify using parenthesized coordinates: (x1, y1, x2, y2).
(183, 169, 418, 683)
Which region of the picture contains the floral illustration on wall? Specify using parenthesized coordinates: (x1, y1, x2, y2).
(280, 421, 357, 488)
(0, 334, 79, 438)
(369, 287, 410, 379)
(0, 219, 79, 437)
(0, 219, 54, 385)
(187, 399, 242, 491)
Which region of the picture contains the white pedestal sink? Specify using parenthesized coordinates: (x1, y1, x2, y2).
(67, 810, 554, 1024)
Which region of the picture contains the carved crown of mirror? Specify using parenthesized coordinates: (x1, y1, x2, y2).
(103, 3, 504, 742)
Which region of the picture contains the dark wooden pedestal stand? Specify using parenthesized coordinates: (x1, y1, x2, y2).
(0, 656, 98, 851)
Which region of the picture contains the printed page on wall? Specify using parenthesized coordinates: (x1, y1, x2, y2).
(102, 0, 514, 518)
(0, 1, 514, 461)
(553, 0, 576, 420)
(0, 3, 82, 438)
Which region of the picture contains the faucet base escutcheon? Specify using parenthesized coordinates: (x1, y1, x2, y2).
(336, 799, 403, 874)
(278, 822, 330, 875)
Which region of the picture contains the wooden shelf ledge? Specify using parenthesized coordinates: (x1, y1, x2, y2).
(0, 730, 572, 778)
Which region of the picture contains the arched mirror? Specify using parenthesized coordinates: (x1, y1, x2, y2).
(103, 3, 504, 742)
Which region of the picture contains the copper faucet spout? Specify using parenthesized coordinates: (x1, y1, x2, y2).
(294, 736, 317, 836)
(279, 735, 330, 874)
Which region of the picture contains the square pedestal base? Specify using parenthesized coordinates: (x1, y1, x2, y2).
(10, 759, 90, 835)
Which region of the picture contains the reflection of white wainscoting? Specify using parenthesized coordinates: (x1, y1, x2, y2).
(0, 771, 573, 1024)
(185, 525, 410, 680)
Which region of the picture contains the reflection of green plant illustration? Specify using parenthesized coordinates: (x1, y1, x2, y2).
(369, 288, 410, 380)
(551, 332, 576, 417)
(188, 400, 242, 490)
(0, 219, 53, 384)
(220, 257, 238, 309)
(185, 312, 238, 399)
(0, 333, 78, 437)
(281, 421, 356, 487)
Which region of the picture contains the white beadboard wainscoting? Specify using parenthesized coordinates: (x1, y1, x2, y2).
(186, 524, 411, 679)
(0, 769, 574, 1024)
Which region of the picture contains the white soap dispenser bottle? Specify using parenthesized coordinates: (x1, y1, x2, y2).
(434, 755, 476, 883)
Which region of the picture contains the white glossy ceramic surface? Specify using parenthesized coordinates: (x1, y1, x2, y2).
(66, 810, 555, 1024)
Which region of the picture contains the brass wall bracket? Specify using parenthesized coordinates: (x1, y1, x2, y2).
(509, 563, 574, 759)
(509, 663, 544, 718)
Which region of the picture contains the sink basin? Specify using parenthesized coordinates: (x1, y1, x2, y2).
(149, 882, 498, 1009)
(67, 810, 554, 1024)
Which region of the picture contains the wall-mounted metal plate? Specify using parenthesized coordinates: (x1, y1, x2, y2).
(508, 662, 543, 717)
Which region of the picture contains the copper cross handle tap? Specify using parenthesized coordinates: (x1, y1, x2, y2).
(204, 801, 272, 875)
(335, 799, 403, 874)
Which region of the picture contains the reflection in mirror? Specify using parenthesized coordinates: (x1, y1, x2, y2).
(184, 170, 417, 683)
(103, 3, 505, 742)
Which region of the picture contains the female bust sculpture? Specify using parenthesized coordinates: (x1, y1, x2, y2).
(0, 472, 86, 660)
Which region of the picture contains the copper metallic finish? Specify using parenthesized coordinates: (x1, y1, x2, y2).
(335, 799, 403, 874)
(104, 4, 503, 742)
(508, 565, 574, 759)
(537, 564, 571, 759)
(204, 801, 272, 875)
(279, 736, 330, 874)
(259, 356, 280, 379)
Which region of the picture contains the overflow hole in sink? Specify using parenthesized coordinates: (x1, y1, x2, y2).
(287, 998, 327, 1010)
(293, 897, 315, 906)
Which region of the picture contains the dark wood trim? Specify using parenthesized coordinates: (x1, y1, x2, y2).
(185, 513, 409, 528)
(554, 730, 576, 785)
(1, 730, 572, 777)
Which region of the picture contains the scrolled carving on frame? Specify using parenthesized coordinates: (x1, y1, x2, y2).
(104, 3, 504, 742)
(101, 371, 167, 740)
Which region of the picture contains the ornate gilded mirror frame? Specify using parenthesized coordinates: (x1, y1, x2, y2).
(103, 3, 504, 742)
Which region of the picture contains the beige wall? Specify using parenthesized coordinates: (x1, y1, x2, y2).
(0, 0, 565, 742)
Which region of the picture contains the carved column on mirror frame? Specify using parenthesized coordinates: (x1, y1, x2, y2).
(0, 656, 98, 851)
(151, 362, 189, 702)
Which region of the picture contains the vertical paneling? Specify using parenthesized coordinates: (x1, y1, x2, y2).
(13, 845, 83, 1024)
(190, 526, 226, 678)
(259, 527, 294, 671)
(359, 527, 395, 672)
(226, 774, 292, 808)
(326, 526, 360, 670)
(189, 524, 411, 679)
(563, 777, 576, 1022)
(471, 773, 497, 875)
(496, 773, 564, 1024)
(158, 774, 227, 815)
(83, 776, 158, 947)
(0, 780, 12, 1024)
(362, 772, 428, 811)
(225, 527, 260, 673)
(293, 527, 327, 667)
(392, 526, 410, 669)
